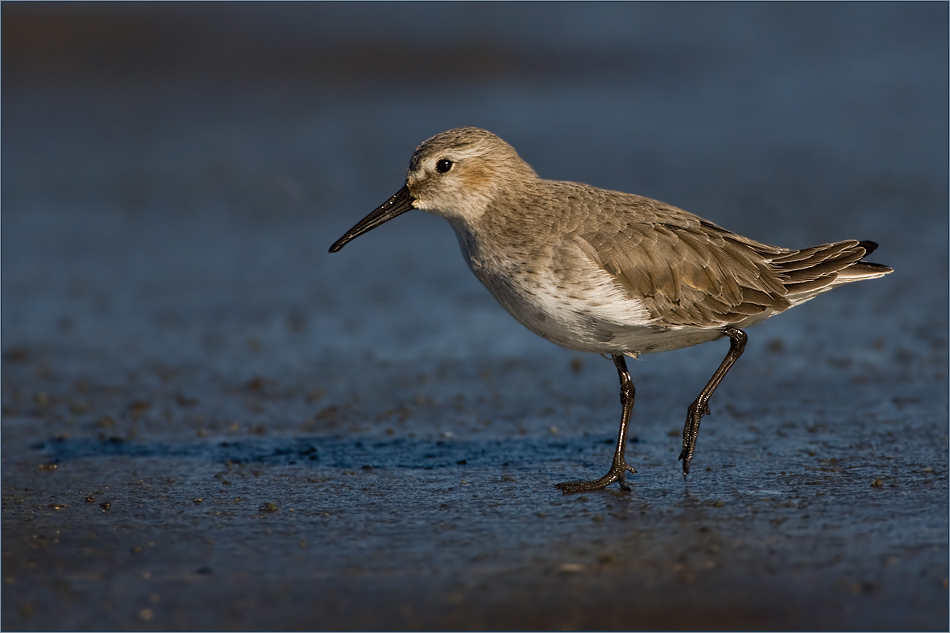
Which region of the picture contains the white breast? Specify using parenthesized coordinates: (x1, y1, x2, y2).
(459, 230, 661, 354)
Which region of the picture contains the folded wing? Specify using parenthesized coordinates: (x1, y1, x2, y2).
(575, 205, 891, 328)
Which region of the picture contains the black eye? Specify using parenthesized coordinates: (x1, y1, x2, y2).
(436, 159, 453, 173)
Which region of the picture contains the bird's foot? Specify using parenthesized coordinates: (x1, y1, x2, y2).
(555, 461, 636, 494)
(678, 400, 709, 475)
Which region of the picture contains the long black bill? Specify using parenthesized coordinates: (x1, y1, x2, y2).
(329, 185, 415, 253)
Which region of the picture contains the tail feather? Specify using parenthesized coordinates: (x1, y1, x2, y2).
(771, 241, 854, 269)
(768, 239, 892, 305)
(783, 275, 839, 295)
(858, 240, 879, 256)
(837, 260, 893, 279)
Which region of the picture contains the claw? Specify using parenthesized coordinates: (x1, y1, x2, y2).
(555, 461, 636, 494)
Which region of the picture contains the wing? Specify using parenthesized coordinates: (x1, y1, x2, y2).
(574, 205, 792, 328)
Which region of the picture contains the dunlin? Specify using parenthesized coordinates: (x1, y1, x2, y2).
(330, 127, 892, 492)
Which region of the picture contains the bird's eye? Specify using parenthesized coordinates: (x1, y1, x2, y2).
(436, 159, 453, 173)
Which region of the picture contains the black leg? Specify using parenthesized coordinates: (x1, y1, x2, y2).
(679, 326, 747, 474)
(556, 354, 637, 493)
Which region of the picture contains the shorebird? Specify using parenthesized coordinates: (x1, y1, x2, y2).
(329, 127, 892, 492)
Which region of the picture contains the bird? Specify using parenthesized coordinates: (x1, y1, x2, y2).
(329, 127, 893, 493)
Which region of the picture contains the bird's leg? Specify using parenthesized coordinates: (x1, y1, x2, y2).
(679, 326, 747, 474)
(556, 354, 637, 493)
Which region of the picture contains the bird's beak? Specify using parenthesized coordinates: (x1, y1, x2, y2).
(329, 185, 415, 253)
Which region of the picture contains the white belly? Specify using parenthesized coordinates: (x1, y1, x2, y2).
(454, 222, 752, 356)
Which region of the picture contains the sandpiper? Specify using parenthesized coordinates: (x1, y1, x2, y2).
(329, 127, 892, 492)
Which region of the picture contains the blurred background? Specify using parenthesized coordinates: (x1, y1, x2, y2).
(3, 3, 947, 630)
(3, 2, 946, 369)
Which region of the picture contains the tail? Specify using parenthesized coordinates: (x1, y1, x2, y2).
(767, 240, 893, 306)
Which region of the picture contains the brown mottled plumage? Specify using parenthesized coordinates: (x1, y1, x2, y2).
(330, 127, 892, 492)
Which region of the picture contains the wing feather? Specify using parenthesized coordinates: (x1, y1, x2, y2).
(514, 184, 892, 330)
(577, 205, 791, 327)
